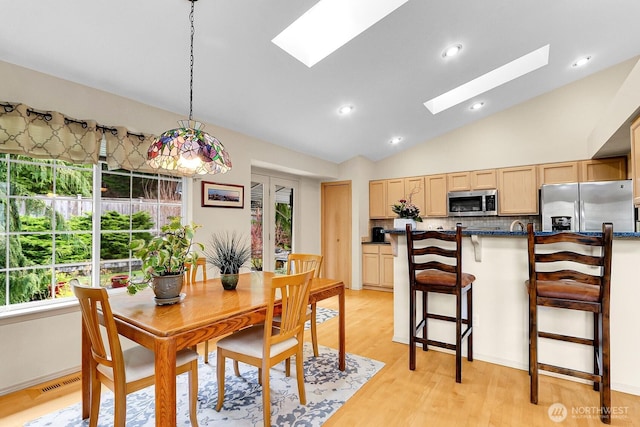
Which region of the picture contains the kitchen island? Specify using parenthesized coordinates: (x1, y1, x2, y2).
(386, 228, 640, 396)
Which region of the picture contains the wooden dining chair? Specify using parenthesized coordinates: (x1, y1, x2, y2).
(215, 270, 314, 427)
(406, 224, 475, 383)
(73, 284, 200, 427)
(526, 222, 613, 424)
(185, 257, 207, 285)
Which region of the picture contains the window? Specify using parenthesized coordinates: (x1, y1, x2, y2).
(0, 154, 184, 311)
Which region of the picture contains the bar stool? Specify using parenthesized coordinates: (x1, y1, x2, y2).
(406, 224, 475, 383)
(185, 257, 207, 285)
(526, 222, 613, 424)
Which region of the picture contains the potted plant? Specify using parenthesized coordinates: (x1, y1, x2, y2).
(203, 231, 251, 290)
(392, 196, 422, 230)
(127, 216, 203, 302)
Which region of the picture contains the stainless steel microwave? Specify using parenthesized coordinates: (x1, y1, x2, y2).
(447, 189, 498, 217)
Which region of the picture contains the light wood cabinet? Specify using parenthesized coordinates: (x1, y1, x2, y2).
(386, 178, 405, 218)
(362, 244, 393, 291)
(404, 176, 425, 215)
(369, 180, 387, 219)
(447, 172, 470, 192)
(538, 161, 579, 185)
(497, 165, 538, 215)
(424, 174, 448, 217)
(632, 116, 640, 206)
(579, 157, 627, 182)
(471, 169, 497, 189)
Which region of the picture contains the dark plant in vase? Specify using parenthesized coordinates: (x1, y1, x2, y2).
(204, 231, 251, 290)
(127, 216, 203, 300)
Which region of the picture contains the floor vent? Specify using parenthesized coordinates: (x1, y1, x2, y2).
(38, 374, 81, 395)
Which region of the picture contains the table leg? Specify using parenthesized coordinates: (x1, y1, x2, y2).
(81, 321, 90, 420)
(339, 286, 346, 371)
(155, 338, 177, 427)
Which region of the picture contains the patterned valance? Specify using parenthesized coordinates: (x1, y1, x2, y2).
(0, 101, 187, 177)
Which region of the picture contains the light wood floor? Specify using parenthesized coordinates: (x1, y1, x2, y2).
(1, 289, 639, 426)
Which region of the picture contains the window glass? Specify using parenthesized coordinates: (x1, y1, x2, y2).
(0, 155, 184, 308)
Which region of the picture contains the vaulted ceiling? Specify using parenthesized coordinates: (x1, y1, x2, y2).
(2, 0, 640, 163)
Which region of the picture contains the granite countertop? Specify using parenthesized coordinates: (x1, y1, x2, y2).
(383, 228, 640, 239)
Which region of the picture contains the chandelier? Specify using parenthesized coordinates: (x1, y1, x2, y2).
(147, 0, 232, 176)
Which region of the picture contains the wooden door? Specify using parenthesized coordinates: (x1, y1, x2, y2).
(321, 181, 352, 288)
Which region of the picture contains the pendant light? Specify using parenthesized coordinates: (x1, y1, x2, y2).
(147, 0, 232, 176)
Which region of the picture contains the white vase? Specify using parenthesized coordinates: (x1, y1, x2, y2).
(394, 218, 416, 230)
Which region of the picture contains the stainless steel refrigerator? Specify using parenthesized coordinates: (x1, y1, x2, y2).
(540, 180, 635, 232)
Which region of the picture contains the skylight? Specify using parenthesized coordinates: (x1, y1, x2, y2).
(272, 0, 409, 68)
(424, 44, 550, 114)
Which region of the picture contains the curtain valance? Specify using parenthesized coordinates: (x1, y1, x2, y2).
(0, 101, 185, 177)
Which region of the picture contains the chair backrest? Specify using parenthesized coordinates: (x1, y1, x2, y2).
(73, 285, 125, 380)
(286, 253, 323, 278)
(527, 222, 613, 302)
(406, 224, 462, 287)
(263, 270, 314, 349)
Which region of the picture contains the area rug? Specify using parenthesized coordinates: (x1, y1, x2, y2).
(26, 344, 383, 427)
(306, 306, 337, 329)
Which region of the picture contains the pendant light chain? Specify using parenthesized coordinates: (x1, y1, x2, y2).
(188, 0, 195, 121)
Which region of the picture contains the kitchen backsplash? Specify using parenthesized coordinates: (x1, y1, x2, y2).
(370, 215, 541, 234)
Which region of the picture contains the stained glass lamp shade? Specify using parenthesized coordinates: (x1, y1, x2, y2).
(148, 120, 232, 176)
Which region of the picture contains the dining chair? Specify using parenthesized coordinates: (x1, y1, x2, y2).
(406, 224, 475, 383)
(215, 270, 314, 427)
(185, 257, 207, 285)
(526, 222, 613, 424)
(73, 284, 200, 427)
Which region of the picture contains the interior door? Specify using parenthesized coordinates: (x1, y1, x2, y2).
(321, 181, 352, 287)
(251, 174, 297, 272)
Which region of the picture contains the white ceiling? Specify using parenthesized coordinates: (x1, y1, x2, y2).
(2, 0, 640, 164)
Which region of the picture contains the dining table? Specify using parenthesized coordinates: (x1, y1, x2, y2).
(80, 271, 345, 427)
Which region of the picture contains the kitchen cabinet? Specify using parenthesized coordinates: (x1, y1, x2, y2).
(424, 174, 448, 217)
(632, 116, 640, 206)
(404, 176, 425, 215)
(447, 172, 470, 192)
(538, 161, 579, 185)
(386, 179, 405, 217)
(369, 180, 387, 219)
(471, 169, 497, 190)
(362, 244, 394, 291)
(497, 165, 538, 215)
(579, 157, 627, 182)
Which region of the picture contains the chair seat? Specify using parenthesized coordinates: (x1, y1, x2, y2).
(525, 279, 600, 303)
(416, 269, 476, 287)
(217, 325, 299, 359)
(97, 346, 199, 383)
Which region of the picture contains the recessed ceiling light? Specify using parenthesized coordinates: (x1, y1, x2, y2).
(272, 0, 409, 67)
(470, 102, 484, 110)
(424, 44, 550, 114)
(389, 136, 403, 144)
(338, 105, 354, 115)
(442, 44, 462, 58)
(572, 56, 592, 68)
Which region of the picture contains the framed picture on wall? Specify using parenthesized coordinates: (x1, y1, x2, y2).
(201, 181, 244, 208)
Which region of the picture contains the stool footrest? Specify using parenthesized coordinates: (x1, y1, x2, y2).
(538, 331, 593, 346)
(538, 362, 602, 383)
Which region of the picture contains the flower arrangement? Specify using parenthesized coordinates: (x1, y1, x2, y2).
(392, 198, 422, 222)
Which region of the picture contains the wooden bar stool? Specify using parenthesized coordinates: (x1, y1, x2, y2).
(526, 222, 613, 424)
(406, 224, 475, 383)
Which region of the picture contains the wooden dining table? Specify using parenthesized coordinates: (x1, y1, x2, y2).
(80, 271, 345, 427)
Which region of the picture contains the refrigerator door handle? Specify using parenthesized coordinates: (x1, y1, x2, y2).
(578, 200, 584, 232)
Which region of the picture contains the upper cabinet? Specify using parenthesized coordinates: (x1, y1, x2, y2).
(369, 177, 426, 218)
(632, 116, 640, 206)
(470, 169, 497, 190)
(447, 172, 470, 192)
(369, 180, 387, 219)
(497, 165, 538, 215)
(538, 161, 579, 185)
(424, 174, 448, 217)
(448, 169, 497, 191)
(579, 157, 627, 182)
